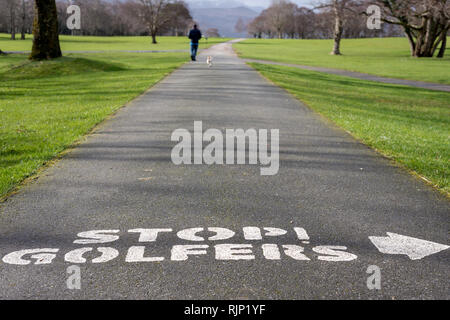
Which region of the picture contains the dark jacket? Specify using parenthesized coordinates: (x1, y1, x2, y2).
(188, 29, 202, 44)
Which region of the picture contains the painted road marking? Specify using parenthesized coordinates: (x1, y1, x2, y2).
(1, 228, 448, 266)
(64, 247, 119, 264)
(2, 248, 60, 265)
(369, 232, 450, 260)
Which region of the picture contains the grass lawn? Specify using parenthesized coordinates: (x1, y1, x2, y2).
(235, 38, 450, 84)
(250, 63, 450, 194)
(0, 34, 229, 52)
(0, 51, 191, 198)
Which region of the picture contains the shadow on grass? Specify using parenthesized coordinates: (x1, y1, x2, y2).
(0, 56, 127, 81)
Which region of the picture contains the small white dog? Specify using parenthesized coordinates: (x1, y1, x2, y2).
(206, 56, 213, 67)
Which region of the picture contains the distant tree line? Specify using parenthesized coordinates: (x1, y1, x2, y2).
(0, 0, 34, 40)
(246, 0, 401, 40)
(1, 0, 447, 59)
(245, 0, 448, 58)
(0, 0, 195, 39)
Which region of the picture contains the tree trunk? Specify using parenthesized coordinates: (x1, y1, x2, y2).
(150, 25, 158, 44)
(331, 4, 343, 55)
(10, 3, 16, 40)
(413, 17, 435, 57)
(404, 15, 448, 58)
(437, 33, 447, 58)
(21, 0, 26, 40)
(404, 28, 416, 56)
(414, 33, 444, 57)
(30, 0, 62, 60)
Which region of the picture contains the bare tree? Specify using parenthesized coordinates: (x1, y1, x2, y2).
(5, 0, 17, 40)
(160, 0, 192, 36)
(0, 0, 7, 32)
(205, 28, 220, 38)
(1, 0, 33, 39)
(139, 0, 171, 44)
(248, 0, 401, 40)
(266, 0, 296, 38)
(30, 0, 62, 60)
(52, 0, 194, 37)
(20, 0, 29, 39)
(119, 0, 149, 35)
(316, 0, 356, 55)
(330, 0, 345, 54)
(235, 17, 247, 34)
(248, 2, 314, 39)
(295, 7, 317, 39)
(247, 11, 269, 38)
(372, 0, 449, 58)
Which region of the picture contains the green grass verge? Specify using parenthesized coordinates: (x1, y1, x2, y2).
(0, 34, 229, 52)
(249, 63, 450, 194)
(0, 52, 188, 197)
(235, 38, 450, 84)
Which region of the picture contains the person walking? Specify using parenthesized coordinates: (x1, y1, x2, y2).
(188, 24, 202, 61)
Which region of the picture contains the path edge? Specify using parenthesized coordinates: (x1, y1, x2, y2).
(0, 60, 188, 204)
(244, 60, 450, 200)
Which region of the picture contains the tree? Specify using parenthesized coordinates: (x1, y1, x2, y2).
(266, 0, 296, 38)
(295, 7, 317, 39)
(1, 0, 33, 40)
(373, 0, 449, 58)
(160, 1, 192, 36)
(48, 0, 195, 37)
(248, 0, 401, 40)
(247, 12, 268, 38)
(20, 0, 27, 39)
(235, 17, 247, 34)
(30, 0, 62, 60)
(205, 28, 220, 38)
(330, 0, 345, 54)
(316, 0, 355, 55)
(6, 0, 17, 40)
(119, 0, 149, 36)
(139, 0, 171, 44)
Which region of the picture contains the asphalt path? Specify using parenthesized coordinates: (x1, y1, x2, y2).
(0, 40, 448, 299)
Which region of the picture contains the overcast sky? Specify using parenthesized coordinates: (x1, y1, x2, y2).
(188, 0, 315, 8)
(242, 0, 312, 6)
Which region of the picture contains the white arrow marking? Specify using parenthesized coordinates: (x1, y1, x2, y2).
(369, 232, 449, 260)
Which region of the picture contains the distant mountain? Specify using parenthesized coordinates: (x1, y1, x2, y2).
(184, 0, 265, 14)
(187, 0, 264, 12)
(247, 6, 265, 13)
(187, 4, 259, 37)
(188, 0, 246, 9)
